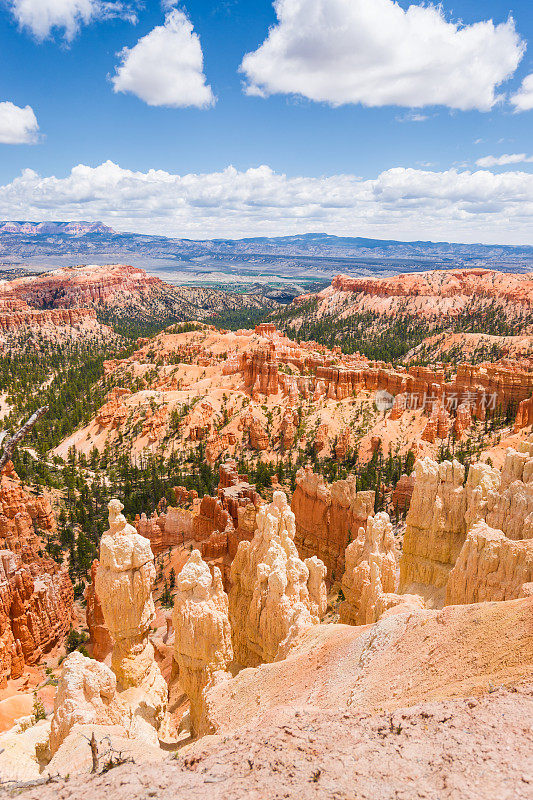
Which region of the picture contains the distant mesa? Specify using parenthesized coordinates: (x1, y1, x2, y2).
(0, 221, 116, 236)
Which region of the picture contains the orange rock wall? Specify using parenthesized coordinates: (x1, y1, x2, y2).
(0, 468, 74, 685)
(291, 468, 375, 583)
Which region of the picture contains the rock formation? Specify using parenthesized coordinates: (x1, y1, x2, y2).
(339, 513, 400, 626)
(49, 651, 127, 755)
(291, 467, 375, 583)
(399, 458, 468, 603)
(135, 505, 194, 554)
(228, 491, 326, 667)
(514, 395, 533, 432)
(445, 521, 533, 605)
(0, 265, 162, 308)
(95, 500, 167, 731)
(172, 550, 232, 735)
(298, 269, 533, 316)
(0, 467, 74, 685)
(244, 412, 270, 450)
(399, 437, 533, 606)
(391, 473, 415, 513)
(0, 303, 97, 332)
(334, 427, 353, 460)
(84, 560, 113, 662)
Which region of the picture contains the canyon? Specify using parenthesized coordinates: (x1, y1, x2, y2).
(53, 321, 533, 477)
(0, 264, 532, 798)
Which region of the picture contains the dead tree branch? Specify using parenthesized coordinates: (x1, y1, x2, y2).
(0, 406, 48, 472)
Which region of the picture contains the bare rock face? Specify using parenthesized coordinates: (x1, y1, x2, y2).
(291, 467, 375, 583)
(0, 467, 74, 685)
(446, 521, 533, 605)
(484, 442, 533, 540)
(0, 464, 55, 556)
(95, 500, 167, 730)
(85, 560, 113, 662)
(339, 513, 399, 626)
(421, 402, 450, 443)
(334, 427, 353, 460)
(244, 412, 270, 450)
(229, 491, 326, 667)
(135, 506, 194, 554)
(172, 551, 232, 735)
(399, 439, 533, 607)
(514, 395, 533, 432)
(391, 473, 415, 513)
(49, 651, 127, 755)
(400, 458, 468, 603)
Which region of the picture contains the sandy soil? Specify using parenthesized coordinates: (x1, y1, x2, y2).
(5, 683, 532, 800)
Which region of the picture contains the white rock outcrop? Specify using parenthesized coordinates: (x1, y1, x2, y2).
(49, 651, 127, 755)
(229, 491, 327, 667)
(95, 499, 167, 731)
(339, 512, 401, 626)
(172, 550, 233, 736)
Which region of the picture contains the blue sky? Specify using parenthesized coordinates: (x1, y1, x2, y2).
(0, 0, 532, 243)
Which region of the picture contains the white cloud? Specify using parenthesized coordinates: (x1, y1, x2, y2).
(1, 161, 532, 244)
(8, 0, 136, 42)
(0, 102, 39, 144)
(240, 0, 524, 111)
(476, 153, 533, 167)
(396, 111, 430, 123)
(511, 73, 533, 112)
(111, 8, 214, 108)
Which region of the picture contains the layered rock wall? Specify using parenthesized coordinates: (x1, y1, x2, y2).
(0, 468, 74, 685)
(0, 306, 96, 332)
(291, 467, 375, 583)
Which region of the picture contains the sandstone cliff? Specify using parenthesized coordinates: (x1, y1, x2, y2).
(0, 467, 74, 685)
(291, 467, 375, 583)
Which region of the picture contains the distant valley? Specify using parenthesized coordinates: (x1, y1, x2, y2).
(0, 223, 531, 300)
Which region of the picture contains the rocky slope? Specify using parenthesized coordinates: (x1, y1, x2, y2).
(295, 269, 533, 320)
(54, 323, 533, 473)
(6, 684, 532, 800)
(0, 265, 277, 330)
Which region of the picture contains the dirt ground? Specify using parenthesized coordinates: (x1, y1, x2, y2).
(3, 683, 532, 800)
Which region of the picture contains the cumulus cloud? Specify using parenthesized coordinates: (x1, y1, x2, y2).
(0, 101, 39, 144)
(8, 0, 136, 42)
(511, 73, 533, 112)
(0, 160, 532, 243)
(240, 0, 524, 111)
(111, 8, 214, 108)
(476, 153, 533, 167)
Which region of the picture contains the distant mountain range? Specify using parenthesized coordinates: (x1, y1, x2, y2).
(0, 224, 531, 292)
(0, 221, 115, 236)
